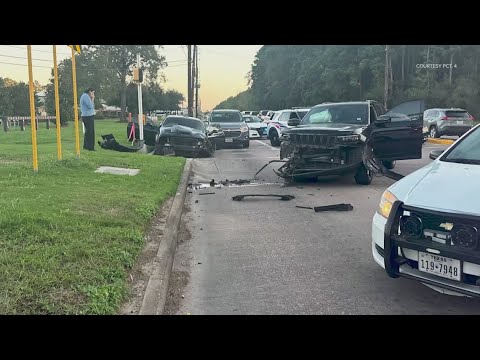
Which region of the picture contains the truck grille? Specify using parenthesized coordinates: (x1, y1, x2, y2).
(289, 134, 337, 147)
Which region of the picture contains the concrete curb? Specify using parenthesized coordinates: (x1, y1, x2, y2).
(426, 138, 454, 145)
(139, 158, 192, 315)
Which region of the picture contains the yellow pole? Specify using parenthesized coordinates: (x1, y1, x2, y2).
(71, 47, 80, 158)
(53, 45, 62, 160)
(27, 45, 38, 173)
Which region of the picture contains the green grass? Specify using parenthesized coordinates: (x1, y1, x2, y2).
(0, 119, 185, 314)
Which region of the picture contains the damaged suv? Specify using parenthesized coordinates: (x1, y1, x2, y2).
(279, 101, 424, 184)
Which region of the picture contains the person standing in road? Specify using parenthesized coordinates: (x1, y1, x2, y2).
(80, 87, 96, 151)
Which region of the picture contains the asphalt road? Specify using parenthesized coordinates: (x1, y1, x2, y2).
(170, 139, 480, 314)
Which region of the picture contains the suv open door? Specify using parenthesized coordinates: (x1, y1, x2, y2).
(369, 100, 424, 161)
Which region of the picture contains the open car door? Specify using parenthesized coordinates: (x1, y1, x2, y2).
(369, 100, 424, 161)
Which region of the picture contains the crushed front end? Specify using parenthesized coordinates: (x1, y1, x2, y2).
(278, 130, 367, 179)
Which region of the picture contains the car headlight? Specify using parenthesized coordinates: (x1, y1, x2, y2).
(240, 125, 248, 132)
(378, 190, 398, 219)
(197, 140, 204, 147)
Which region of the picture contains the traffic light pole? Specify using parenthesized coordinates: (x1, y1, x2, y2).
(137, 53, 144, 141)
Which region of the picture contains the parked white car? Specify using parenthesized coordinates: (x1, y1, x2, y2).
(372, 123, 480, 297)
(267, 108, 310, 146)
(242, 115, 267, 138)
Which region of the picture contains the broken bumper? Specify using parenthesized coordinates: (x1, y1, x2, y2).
(376, 200, 480, 297)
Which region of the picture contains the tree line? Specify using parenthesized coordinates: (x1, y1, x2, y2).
(215, 45, 480, 118)
(0, 46, 184, 124)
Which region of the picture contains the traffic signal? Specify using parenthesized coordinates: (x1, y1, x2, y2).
(133, 68, 144, 83)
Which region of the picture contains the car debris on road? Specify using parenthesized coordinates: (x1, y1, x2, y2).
(296, 203, 354, 212)
(232, 194, 295, 201)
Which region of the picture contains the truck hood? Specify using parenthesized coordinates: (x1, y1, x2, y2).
(389, 160, 480, 215)
(285, 123, 366, 135)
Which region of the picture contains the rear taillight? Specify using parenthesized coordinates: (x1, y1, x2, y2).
(441, 116, 449, 120)
(273, 123, 281, 129)
(468, 115, 475, 121)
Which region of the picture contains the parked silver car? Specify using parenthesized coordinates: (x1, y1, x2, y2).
(424, 108, 475, 138)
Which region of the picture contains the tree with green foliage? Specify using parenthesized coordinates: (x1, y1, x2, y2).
(215, 45, 480, 120)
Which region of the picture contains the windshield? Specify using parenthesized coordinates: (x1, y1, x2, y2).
(442, 126, 480, 164)
(162, 117, 204, 130)
(243, 116, 262, 123)
(301, 104, 369, 125)
(211, 111, 242, 123)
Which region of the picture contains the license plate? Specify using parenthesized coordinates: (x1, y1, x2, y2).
(457, 120, 463, 124)
(418, 251, 461, 281)
(225, 138, 233, 143)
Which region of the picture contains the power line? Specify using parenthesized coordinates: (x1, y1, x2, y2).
(1, 45, 71, 56)
(0, 60, 52, 69)
(0, 53, 53, 62)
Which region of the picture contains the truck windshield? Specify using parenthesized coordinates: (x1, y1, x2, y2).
(301, 104, 368, 125)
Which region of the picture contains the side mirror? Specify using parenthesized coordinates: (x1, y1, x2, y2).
(288, 118, 301, 127)
(429, 149, 444, 160)
(375, 115, 392, 124)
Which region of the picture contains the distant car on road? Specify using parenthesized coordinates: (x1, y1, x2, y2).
(267, 108, 310, 146)
(242, 115, 268, 138)
(424, 108, 474, 138)
(372, 122, 480, 297)
(209, 109, 250, 148)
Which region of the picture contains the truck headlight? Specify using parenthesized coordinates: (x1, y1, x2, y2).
(378, 190, 398, 219)
(240, 125, 248, 133)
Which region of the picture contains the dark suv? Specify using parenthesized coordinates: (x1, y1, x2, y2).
(279, 100, 424, 185)
(208, 109, 250, 148)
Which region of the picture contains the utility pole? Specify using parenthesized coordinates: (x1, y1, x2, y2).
(384, 45, 389, 109)
(187, 45, 193, 117)
(137, 53, 144, 142)
(194, 45, 199, 118)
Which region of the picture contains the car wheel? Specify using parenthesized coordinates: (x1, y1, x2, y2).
(354, 164, 373, 185)
(429, 126, 439, 138)
(243, 140, 250, 148)
(382, 160, 396, 170)
(270, 131, 280, 146)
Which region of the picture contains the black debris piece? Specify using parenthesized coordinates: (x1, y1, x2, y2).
(313, 203, 354, 212)
(210, 179, 216, 187)
(254, 160, 288, 179)
(296, 206, 313, 210)
(98, 134, 145, 152)
(195, 200, 199, 203)
(308, 194, 314, 196)
(232, 194, 295, 201)
(220, 179, 251, 186)
(199, 192, 215, 195)
(296, 186, 304, 189)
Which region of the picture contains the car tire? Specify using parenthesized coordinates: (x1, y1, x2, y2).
(382, 160, 396, 170)
(354, 164, 373, 185)
(429, 125, 439, 138)
(269, 131, 281, 146)
(243, 140, 250, 148)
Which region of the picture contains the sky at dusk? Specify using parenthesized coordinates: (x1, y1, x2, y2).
(0, 45, 263, 111)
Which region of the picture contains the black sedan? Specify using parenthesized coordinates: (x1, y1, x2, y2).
(153, 116, 219, 157)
